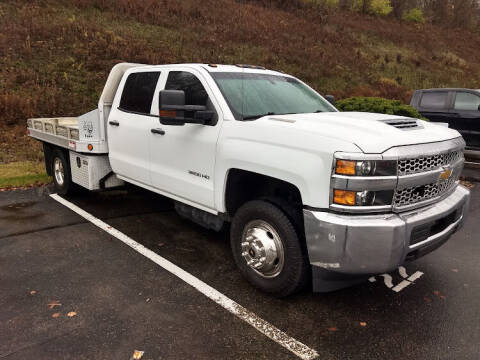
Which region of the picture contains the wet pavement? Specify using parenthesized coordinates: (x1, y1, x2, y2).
(1, 183, 479, 359)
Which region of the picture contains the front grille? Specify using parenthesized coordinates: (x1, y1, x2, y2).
(394, 172, 459, 207)
(398, 150, 463, 176)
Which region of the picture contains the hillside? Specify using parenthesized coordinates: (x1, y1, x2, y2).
(1, 0, 480, 169)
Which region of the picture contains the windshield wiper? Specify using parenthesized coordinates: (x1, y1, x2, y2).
(242, 112, 277, 121)
(242, 112, 300, 120)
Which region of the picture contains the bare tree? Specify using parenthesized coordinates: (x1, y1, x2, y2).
(361, 0, 372, 13)
(452, 0, 479, 28)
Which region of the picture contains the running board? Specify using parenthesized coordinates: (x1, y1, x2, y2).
(174, 201, 225, 232)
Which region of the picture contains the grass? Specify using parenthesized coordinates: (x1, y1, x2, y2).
(0, 161, 51, 189)
(2, 0, 480, 182)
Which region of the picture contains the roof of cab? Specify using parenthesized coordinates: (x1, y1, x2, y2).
(415, 88, 480, 93)
(125, 63, 287, 77)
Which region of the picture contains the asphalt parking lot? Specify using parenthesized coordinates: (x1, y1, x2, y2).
(1, 182, 479, 360)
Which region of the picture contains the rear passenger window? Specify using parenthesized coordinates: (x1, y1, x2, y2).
(454, 92, 480, 111)
(120, 72, 160, 114)
(165, 71, 209, 106)
(419, 92, 448, 109)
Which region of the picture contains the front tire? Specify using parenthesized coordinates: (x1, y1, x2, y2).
(51, 149, 72, 195)
(230, 200, 310, 297)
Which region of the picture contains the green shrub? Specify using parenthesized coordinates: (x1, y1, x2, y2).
(352, 0, 392, 16)
(336, 97, 427, 119)
(323, 0, 339, 7)
(305, 0, 339, 7)
(369, 0, 392, 16)
(402, 8, 425, 24)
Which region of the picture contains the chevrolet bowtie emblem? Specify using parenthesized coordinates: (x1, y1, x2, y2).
(440, 168, 452, 181)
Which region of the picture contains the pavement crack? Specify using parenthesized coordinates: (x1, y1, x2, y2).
(0, 211, 170, 240)
(0, 221, 88, 240)
(0, 327, 80, 359)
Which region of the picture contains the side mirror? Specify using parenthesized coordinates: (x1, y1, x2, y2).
(325, 95, 335, 106)
(159, 90, 210, 125)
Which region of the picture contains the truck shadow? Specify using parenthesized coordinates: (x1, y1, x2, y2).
(64, 185, 440, 307)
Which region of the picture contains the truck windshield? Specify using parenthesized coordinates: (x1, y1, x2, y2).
(211, 72, 336, 120)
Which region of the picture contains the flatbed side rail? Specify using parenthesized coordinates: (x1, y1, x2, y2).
(27, 117, 109, 154)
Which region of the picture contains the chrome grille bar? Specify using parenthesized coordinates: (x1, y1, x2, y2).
(393, 140, 465, 211)
(398, 150, 463, 176)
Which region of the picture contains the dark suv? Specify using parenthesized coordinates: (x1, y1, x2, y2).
(410, 88, 480, 150)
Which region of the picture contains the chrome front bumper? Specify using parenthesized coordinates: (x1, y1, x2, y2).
(304, 185, 471, 292)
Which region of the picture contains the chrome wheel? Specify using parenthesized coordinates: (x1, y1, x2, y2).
(241, 220, 285, 278)
(53, 157, 65, 186)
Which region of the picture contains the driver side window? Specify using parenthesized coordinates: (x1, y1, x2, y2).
(164, 71, 218, 125)
(454, 92, 480, 111)
(165, 71, 208, 106)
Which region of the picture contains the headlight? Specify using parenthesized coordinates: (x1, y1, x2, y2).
(333, 189, 393, 207)
(335, 159, 397, 176)
(356, 161, 375, 176)
(331, 155, 397, 212)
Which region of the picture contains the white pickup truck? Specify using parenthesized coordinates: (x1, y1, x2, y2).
(27, 63, 471, 296)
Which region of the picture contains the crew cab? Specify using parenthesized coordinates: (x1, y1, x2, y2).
(27, 63, 471, 296)
(410, 88, 480, 150)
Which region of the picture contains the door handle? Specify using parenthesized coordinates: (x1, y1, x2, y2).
(151, 128, 165, 135)
(109, 120, 120, 126)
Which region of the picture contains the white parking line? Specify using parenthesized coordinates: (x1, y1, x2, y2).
(50, 194, 319, 360)
(391, 280, 412, 293)
(398, 266, 409, 279)
(407, 271, 424, 282)
(369, 267, 424, 293)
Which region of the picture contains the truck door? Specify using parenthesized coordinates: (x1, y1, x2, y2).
(149, 70, 222, 211)
(107, 71, 161, 186)
(451, 91, 480, 149)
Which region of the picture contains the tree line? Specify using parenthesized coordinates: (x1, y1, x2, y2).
(250, 0, 480, 30)
(331, 0, 480, 29)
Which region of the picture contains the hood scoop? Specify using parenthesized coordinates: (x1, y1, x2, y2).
(380, 118, 421, 130)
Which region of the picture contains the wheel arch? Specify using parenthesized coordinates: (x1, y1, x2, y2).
(222, 168, 307, 236)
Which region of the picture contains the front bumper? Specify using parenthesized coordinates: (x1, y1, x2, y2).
(304, 185, 471, 292)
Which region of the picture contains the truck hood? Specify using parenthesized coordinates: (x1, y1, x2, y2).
(260, 112, 462, 153)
